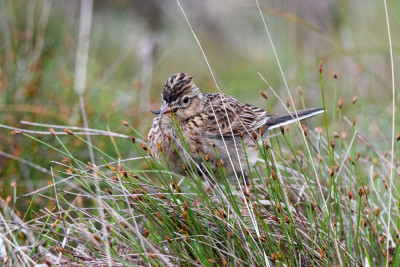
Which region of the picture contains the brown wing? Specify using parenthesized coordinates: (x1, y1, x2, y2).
(203, 93, 268, 136)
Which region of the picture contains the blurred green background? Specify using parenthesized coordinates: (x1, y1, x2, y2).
(1, 0, 399, 197)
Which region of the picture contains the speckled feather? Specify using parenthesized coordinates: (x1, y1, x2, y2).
(147, 73, 323, 179)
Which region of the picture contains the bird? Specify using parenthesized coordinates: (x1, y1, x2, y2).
(147, 73, 323, 184)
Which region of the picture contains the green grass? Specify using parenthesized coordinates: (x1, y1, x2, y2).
(1, 0, 399, 266)
(2, 100, 397, 265)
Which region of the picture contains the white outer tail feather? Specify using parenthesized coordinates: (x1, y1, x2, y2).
(267, 109, 325, 130)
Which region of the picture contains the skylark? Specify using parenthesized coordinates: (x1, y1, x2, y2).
(148, 73, 323, 181)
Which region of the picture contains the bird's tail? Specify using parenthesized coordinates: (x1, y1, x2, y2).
(266, 108, 324, 130)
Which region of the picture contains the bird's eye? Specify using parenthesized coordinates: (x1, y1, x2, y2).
(182, 96, 190, 104)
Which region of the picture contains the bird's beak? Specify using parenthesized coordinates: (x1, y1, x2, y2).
(151, 105, 169, 115)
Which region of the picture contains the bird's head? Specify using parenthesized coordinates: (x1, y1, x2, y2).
(152, 73, 202, 120)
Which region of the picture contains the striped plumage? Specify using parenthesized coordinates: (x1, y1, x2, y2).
(148, 73, 323, 180)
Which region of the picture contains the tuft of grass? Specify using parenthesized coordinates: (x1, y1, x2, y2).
(1, 84, 399, 266)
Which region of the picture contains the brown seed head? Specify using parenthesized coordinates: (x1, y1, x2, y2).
(139, 143, 148, 151)
(122, 120, 129, 126)
(311, 201, 316, 211)
(284, 215, 290, 224)
(49, 128, 56, 136)
(397, 132, 400, 142)
(334, 131, 339, 138)
(118, 220, 127, 228)
(182, 223, 187, 232)
(10, 130, 23, 135)
(353, 117, 356, 126)
(133, 195, 143, 202)
(270, 215, 279, 221)
(352, 96, 358, 104)
(252, 131, 258, 140)
(259, 236, 266, 243)
(179, 227, 187, 235)
(144, 229, 150, 238)
(285, 97, 290, 108)
(362, 219, 367, 227)
(271, 253, 277, 261)
(213, 159, 219, 168)
(118, 165, 127, 177)
(260, 90, 268, 99)
(215, 210, 222, 218)
(182, 210, 188, 220)
(271, 169, 276, 180)
(280, 125, 285, 135)
(237, 130, 243, 139)
(259, 126, 265, 136)
(220, 209, 227, 218)
(156, 142, 162, 152)
(166, 133, 171, 141)
(333, 72, 338, 79)
(219, 159, 224, 167)
(358, 187, 365, 197)
(165, 235, 172, 243)
(183, 201, 188, 211)
(93, 234, 102, 242)
(298, 86, 303, 95)
(330, 166, 335, 177)
(210, 140, 215, 148)
(338, 99, 344, 109)
(155, 194, 166, 199)
(348, 190, 352, 200)
(62, 128, 73, 135)
(320, 249, 325, 259)
(302, 125, 308, 136)
(148, 253, 156, 259)
(244, 228, 250, 236)
(169, 179, 176, 189)
(330, 140, 335, 149)
(130, 135, 136, 144)
(275, 203, 280, 213)
(156, 212, 162, 222)
(372, 172, 378, 180)
(319, 60, 323, 74)
(193, 145, 199, 153)
(54, 246, 65, 253)
(264, 141, 269, 150)
(227, 231, 234, 238)
(105, 188, 112, 195)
